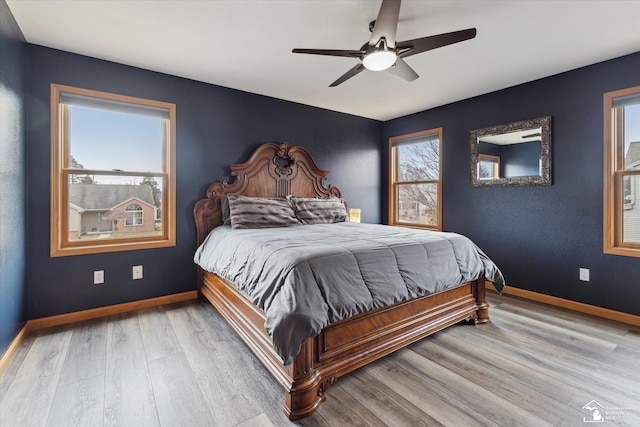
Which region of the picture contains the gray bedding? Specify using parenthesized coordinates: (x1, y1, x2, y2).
(194, 222, 505, 364)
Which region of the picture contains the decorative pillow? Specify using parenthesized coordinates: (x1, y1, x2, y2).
(289, 196, 348, 224)
(227, 194, 300, 229)
(220, 195, 231, 225)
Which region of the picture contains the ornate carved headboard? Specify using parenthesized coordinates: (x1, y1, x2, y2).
(193, 142, 342, 246)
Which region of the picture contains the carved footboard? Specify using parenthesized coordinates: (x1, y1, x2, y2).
(199, 270, 488, 419)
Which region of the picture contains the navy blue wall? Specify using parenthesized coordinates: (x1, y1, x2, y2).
(0, 0, 28, 355)
(383, 52, 640, 316)
(26, 45, 382, 318)
(501, 141, 541, 178)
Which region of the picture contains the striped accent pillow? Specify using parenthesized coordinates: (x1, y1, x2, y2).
(220, 195, 231, 225)
(289, 197, 348, 224)
(227, 194, 300, 229)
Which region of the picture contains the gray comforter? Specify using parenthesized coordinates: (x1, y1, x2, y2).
(194, 222, 505, 364)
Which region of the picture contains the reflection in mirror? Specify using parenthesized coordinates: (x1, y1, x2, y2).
(478, 154, 500, 179)
(478, 129, 541, 178)
(470, 116, 551, 187)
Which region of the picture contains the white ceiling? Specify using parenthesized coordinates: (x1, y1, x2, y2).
(7, 0, 640, 121)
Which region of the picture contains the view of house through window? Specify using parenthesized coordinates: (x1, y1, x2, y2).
(51, 84, 176, 256)
(389, 129, 442, 230)
(604, 86, 640, 258)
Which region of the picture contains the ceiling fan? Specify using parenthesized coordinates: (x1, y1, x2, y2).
(292, 0, 476, 87)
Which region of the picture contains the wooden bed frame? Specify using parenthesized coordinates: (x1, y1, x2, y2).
(193, 142, 489, 420)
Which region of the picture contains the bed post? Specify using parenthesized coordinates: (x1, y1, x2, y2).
(472, 276, 490, 324)
(283, 341, 329, 420)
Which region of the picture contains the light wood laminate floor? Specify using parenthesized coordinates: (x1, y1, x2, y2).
(1, 293, 639, 426)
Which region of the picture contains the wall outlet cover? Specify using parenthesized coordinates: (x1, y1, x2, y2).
(133, 265, 143, 280)
(579, 268, 590, 282)
(94, 270, 104, 285)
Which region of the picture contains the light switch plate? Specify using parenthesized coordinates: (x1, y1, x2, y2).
(94, 270, 104, 285)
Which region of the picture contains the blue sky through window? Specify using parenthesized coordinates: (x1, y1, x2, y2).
(69, 106, 163, 184)
(625, 104, 640, 156)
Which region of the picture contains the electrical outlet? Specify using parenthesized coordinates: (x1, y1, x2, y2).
(133, 265, 143, 280)
(579, 268, 590, 282)
(94, 270, 104, 285)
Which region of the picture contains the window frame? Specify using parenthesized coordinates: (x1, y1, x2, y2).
(388, 128, 443, 231)
(477, 154, 501, 180)
(50, 84, 176, 257)
(125, 204, 144, 226)
(603, 85, 640, 258)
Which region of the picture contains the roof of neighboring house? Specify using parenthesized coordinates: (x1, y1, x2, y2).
(70, 184, 155, 211)
(627, 141, 640, 168)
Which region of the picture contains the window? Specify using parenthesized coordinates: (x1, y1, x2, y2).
(478, 154, 501, 180)
(125, 204, 143, 226)
(389, 128, 442, 230)
(604, 85, 640, 257)
(51, 84, 176, 256)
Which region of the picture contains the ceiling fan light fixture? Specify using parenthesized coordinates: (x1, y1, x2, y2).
(292, 0, 477, 86)
(362, 50, 397, 71)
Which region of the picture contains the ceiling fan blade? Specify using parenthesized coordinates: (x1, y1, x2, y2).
(329, 64, 366, 87)
(396, 28, 477, 58)
(522, 132, 541, 139)
(386, 57, 419, 82)
(369, 0, 401, 47)
(292, 48, 363, 58)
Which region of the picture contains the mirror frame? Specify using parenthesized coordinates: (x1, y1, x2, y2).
(470, 116, 552, 187)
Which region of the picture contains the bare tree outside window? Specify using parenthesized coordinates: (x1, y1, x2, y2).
(479, 163, 493, 179)
(477, 154, 500, 180)
(390, 129, 442, 230)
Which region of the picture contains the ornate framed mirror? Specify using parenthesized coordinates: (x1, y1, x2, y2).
(470, 116, 552, 187)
